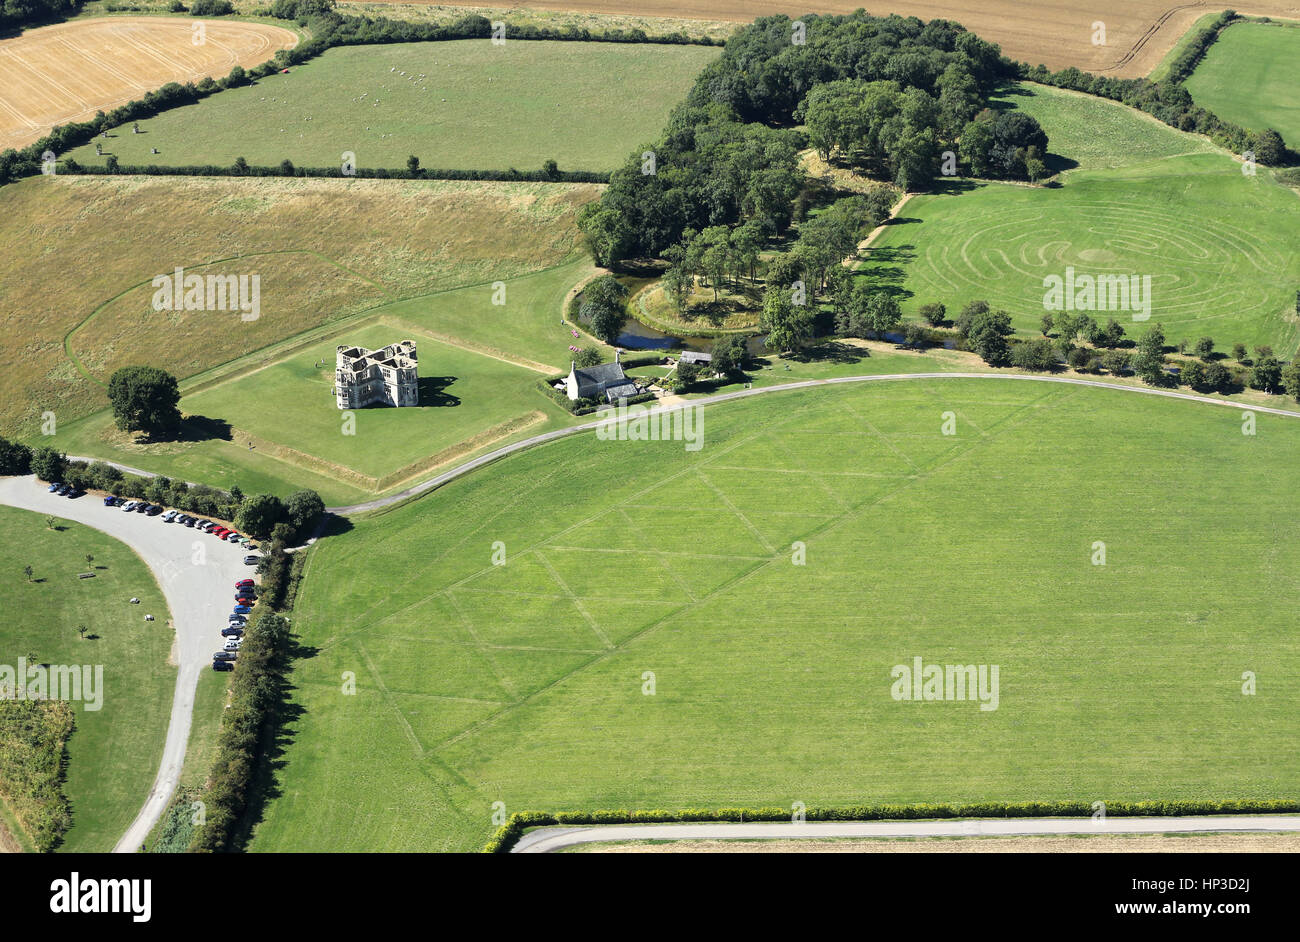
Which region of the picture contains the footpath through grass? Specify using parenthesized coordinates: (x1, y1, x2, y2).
(247, 378, 1300, 852)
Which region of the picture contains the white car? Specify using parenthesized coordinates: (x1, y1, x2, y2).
(121, 500, 138, 511)
(162, 510, 178, 522)
(224, 639, 242, 651)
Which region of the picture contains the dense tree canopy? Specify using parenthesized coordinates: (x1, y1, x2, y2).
(579, 11, 1019, 268)
(107, 366, 183, 438)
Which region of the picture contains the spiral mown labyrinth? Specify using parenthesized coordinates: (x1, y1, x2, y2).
(866, 175, 1300, 352)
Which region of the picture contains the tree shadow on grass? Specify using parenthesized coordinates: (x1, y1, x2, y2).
(136, 415, 232, 445)
(229, 646, 314, 853)
(786, 340, 867, 365)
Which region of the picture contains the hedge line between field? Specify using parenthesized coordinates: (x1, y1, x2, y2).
(60, 163, 610, 184)
(0, 9, 718, 189)
(1162, 10, 1237, 84)
(483, 798, 1300, 852)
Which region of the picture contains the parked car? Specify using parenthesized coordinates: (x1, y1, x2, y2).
(162, 510, 178, 523)
(233, 605, 251, 615)
(102, 495, 117, 506)
(224, 639, 241, 651)
(120, 500, 136, 511)
(213, 527, 229, 538)
(221, 627, 244, 638)
(211, 660, 234, 672)
(235, 578, 254, 587)
(184, 517, 197, 527)
(55, 484, 70, 495)
(213, 651, 237, 661)
(224, 532, 241, 542)
(67, 488, 84, 498)
(145, 505, 163, 516)
(243, 555, 259, 566)
(47, 482, 61, 492)
(227, 613, 246, 623)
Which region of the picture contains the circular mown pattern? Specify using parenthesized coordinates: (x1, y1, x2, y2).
(917, 201, 1284, 330)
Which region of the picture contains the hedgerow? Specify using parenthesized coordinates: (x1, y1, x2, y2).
(483, 798, 1300, 852)
(0, 6, 717, 189)
(0, 699, 75, 852)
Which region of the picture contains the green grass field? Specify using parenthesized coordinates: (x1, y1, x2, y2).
(991, 83, 1214, 171)
(858, 84, 1300, 353)
(182, 325, 557, 484)
(52, 261, 597, 505)
(246, 379, 1300, 852)
(64, 40, 719, 172)
(0, 506, 174, 852)
(1185, 21, 1300, 145)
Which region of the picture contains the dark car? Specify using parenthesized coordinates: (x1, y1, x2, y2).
(211, 660, 234, 672)
(145, 505, 163, 516)
(213, 651, 237, 661)
(184, 517, 197, 527)
(66, 488, 84, 499)
(103, 495, 117, 506)
(221, 626, 244, 637)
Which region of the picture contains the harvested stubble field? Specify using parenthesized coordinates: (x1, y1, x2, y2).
(0, 16, 299, 151)
(443, 0, 1300, 76)
(0, 174, 599, 436)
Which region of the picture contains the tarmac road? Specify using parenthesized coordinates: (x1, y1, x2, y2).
(0, 475, 252, 853)
(512, 815, 1300, 853)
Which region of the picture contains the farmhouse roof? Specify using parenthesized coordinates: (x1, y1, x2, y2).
(573, 360, 628, 387)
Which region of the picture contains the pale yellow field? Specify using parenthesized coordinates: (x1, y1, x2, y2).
(0, 17, 298, 150)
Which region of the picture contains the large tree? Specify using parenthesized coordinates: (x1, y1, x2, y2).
(760, 288, 815, 354)
(285, 489, 325, 538)
(235, 493, 288, 541)
(107, 366, 182, 438)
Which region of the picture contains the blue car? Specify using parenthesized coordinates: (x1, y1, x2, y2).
(103, 496, 117, 506)
(47, 482, 61, 492)
(233, 605, 251, 615)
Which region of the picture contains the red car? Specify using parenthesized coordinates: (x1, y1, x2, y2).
(213, 527, 229, 538)
(235, 579, 254, 588)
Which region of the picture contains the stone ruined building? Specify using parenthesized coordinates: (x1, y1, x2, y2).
(334, 340, 419, 409)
